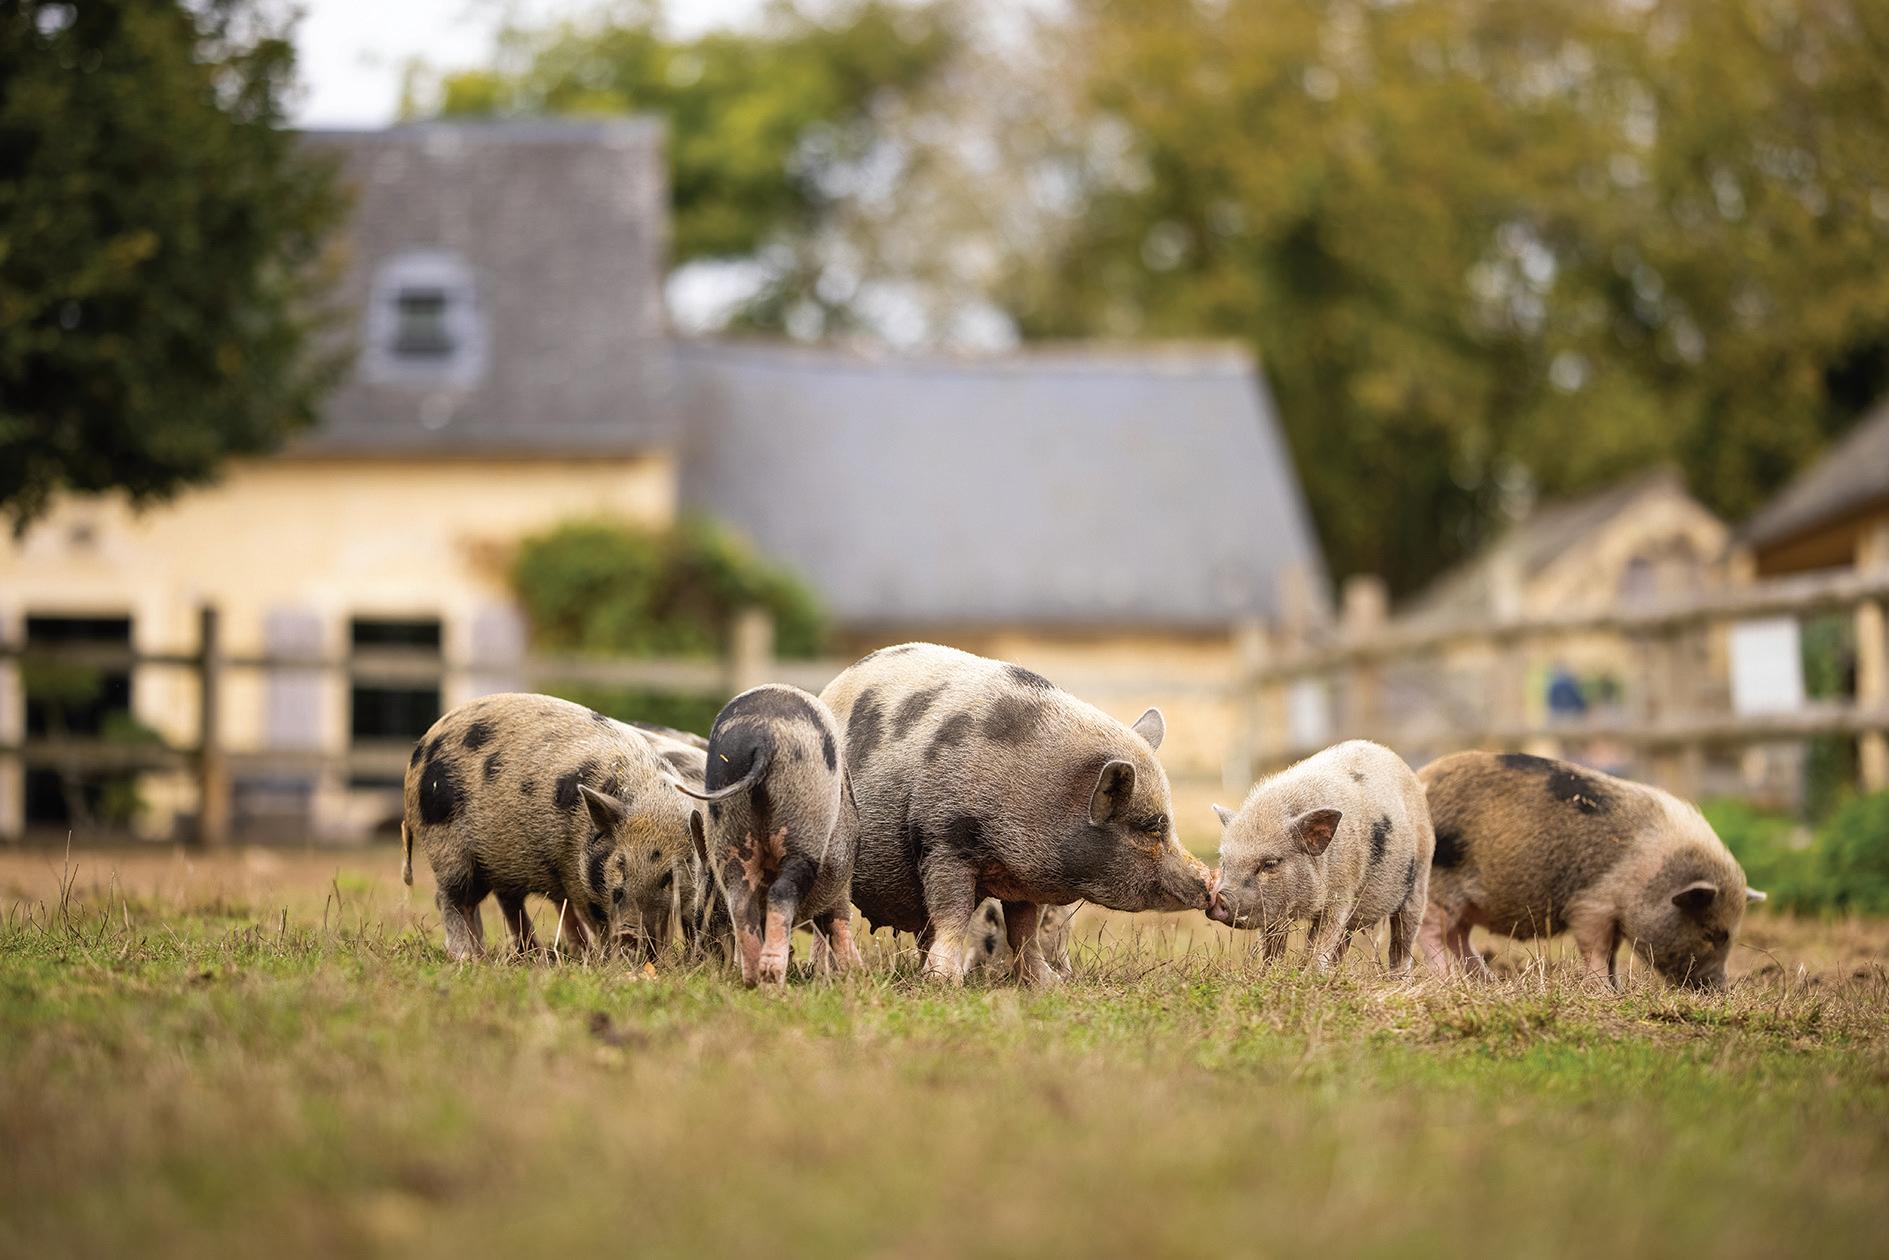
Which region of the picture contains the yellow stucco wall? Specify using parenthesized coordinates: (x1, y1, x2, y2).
(0, 455, 675, 838)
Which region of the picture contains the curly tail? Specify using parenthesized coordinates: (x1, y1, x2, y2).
(672, 748, 771, 803)
(400, 820, 414, 886)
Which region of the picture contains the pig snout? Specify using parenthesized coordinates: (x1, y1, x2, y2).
(1155, 846, 1214, 912)
(1205, 885, 1234, 925)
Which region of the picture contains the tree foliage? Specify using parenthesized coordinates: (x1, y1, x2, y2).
(1019, 0, 1889, 592)
(0, 0, 346, 530)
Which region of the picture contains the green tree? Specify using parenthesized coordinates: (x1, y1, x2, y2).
(412, 0, 957, 334)
(1016, 0, 1889, 594)
(0, 0, 346, 531)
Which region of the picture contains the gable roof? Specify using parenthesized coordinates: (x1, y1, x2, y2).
(1400, 468, 1717, 623)
(291, 120, 674, 457)
(676, 340, 1328, 629)
(1743, 400, 1889, 550)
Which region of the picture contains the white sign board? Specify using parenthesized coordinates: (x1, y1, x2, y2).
(1288, 678, 1332, 750)
(1729, 617, 1805, 716)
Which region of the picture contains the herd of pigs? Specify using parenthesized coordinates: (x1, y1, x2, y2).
(401, 642, 1764, 991)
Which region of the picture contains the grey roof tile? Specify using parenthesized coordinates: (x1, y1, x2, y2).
(1743, 401, 1889, 549)
(676, 340, 1328, 628)
(291, 121, 674, 456)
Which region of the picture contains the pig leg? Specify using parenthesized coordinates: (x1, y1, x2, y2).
(759, 855, 817, 985)
(1002, 901, 1062, 987)
(1569, 909, 1622, 990)
(1387, 900, 1424, 976)
(436, 888, 485, 962)
(1307, 902, 1356, 971)
(498, 892, 537, 956)
(729, 886, 765, 987)
(919, 858, 977, 984)
(554, 899, 592, 956)
(813, 908, 865, 975)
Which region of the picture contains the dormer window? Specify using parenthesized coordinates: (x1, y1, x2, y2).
(361, 250, 486, 388)
(393, 288, 454, 358)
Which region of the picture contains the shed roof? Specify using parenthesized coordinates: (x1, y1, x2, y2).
(292, 120, 674, 457)
(1743, 401, 1889, 550)
(677, 340, 1328, 629)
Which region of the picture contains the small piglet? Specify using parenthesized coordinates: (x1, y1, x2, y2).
(1206, 740, 1433, 972)
(401, 693, 699, 961)
(677, 684, 859, 986)
(1420, 751, 1763, 989)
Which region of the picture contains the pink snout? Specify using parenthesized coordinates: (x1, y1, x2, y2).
(1205, 872, 1234, 925)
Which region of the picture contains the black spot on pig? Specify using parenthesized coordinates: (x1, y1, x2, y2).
(1007, 665, 1056, 691)
(847, 689, 887, 771)
(555, 762, 598, 813)
(821, 728, 837, 772)
(461, 721, 494, 751)
(708, 801, 722, 822)
(585, 837, 611, 898)
(1433, 828, 1465, 869)
(588, 900, 608, 925)
(892, 685, 944, 738)
(1402, 857, 1418, 901)
(982, 693, 1043, 744)
(1548, 768, 1610, 815)
(436, 857, 488, 907)
(928, 711, 975, 758)
(482, 752, 503, 782)
(409, 742, 424, 768)
(940, 814, 985, 860)
(1497, 753, 1557, 775)
(425, 735, 444, 762)
(1349, 769, 1365, 784)
(1369, 815, 1392, 867)
(418, 757, 464, 826)
(520, 778, 536, 798)
(590, 708, 611, 724)
(725, 687, 822, 731)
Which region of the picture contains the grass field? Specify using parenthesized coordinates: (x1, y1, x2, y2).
(3, 845, 1888, 1259)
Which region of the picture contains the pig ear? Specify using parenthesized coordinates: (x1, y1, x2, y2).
(1746, 887, 1768, 905)
(1289, 808, 1342, 856)
(1131, 707, 1165, 751)
(578, 783, 627, 831)
(1671, 880, 1719, 915)
(1212, 804, 1236, 829)
(1088, 759, 1136, 826)
(688, 809, 708, 864)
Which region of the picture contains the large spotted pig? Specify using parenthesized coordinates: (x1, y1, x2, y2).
(677, 685, 860, 986)
(1419, 751, 1764, 989)
(820, 643, 1213, 985)
(1206, 740, 1433, 972)
(401, 693, 701, 961)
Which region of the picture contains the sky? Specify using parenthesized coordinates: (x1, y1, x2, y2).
(291, 0, 765, 127)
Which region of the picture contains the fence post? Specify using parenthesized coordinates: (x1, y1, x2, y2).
(727, 608, 775, 696)
(1341, 575, 1387, 739)
(196, 606, 231, 846)
(1858, 522, 1889, 793)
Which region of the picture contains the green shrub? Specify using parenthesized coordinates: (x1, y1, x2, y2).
(509, 516, 827, 735)
(1815, 792, 1889, 916)
(1700, 798, 1822, 913)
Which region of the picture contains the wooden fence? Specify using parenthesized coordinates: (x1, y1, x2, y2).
(1227, 564, 1889, 798)
(4, 564, 1886, 843)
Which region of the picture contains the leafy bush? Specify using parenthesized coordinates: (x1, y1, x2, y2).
(1703, 792, 1889, 916)
(509, 516, 828, 735)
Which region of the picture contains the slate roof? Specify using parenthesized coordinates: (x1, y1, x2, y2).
(1743, 400, 1889, 549)
(676, 340, 1328, 629)
(292, 121, 674, 456)
(1400, 468, 1705, 623)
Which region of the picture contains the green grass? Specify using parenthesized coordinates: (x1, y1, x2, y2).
(2, 850, 1887, 1259)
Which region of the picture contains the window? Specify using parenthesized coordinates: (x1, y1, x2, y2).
(22, 615, 134, 830)
(393, 288, 454, 358)
(361, 251, 485, 389)
(348, 617, 442, 789)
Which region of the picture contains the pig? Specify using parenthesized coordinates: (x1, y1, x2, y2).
(618, 719, 709, 785)
(674, 685, 861, 986)
(967, 898, 1077, 980)
(400, 693, 702, 962)
(820, 642, 1213, 985)
(1418, 751, 1766, 990)
(609, 718, 731, 956)
(1205, 740, 1433, 973)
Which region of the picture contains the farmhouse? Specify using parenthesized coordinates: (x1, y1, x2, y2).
(0, 120, 1325, 841)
